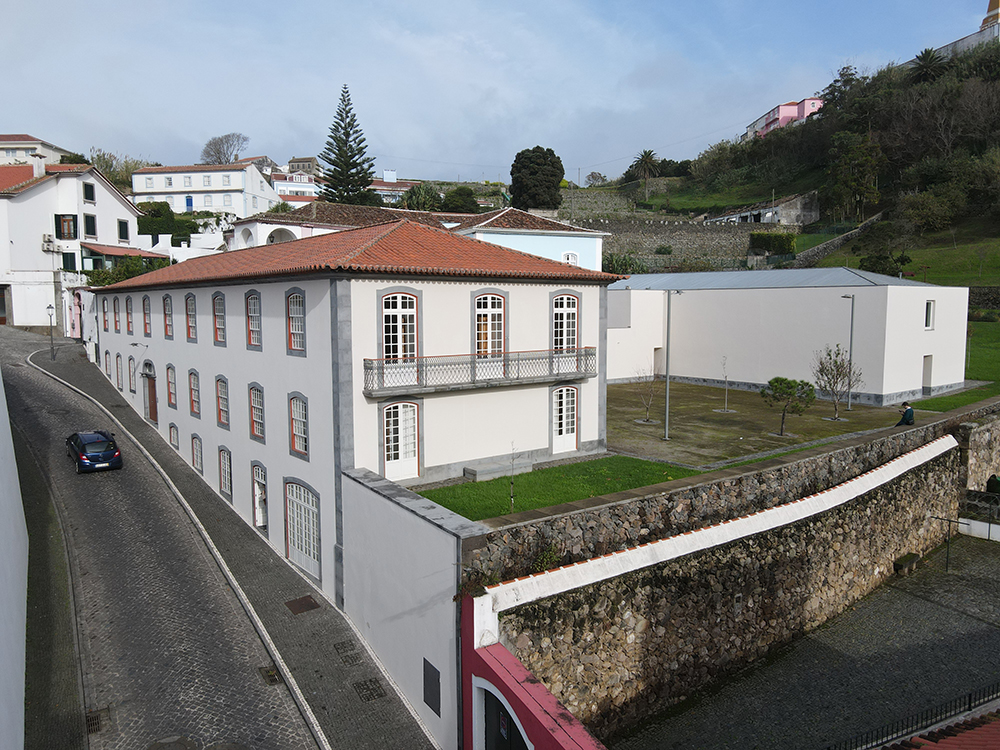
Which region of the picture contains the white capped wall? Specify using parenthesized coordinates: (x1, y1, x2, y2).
(0, 371, 27, 748)
(468, 230, 602, 271)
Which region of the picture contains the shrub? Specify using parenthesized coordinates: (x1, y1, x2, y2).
(655, 245, 673, 255)
(749, 232, 797, 255)
(969, 308, 1000, 322)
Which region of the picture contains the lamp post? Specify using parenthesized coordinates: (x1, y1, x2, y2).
(46, 304, 55, 361)
(841, 294, 855, 410)
(663, 290, 682, 440)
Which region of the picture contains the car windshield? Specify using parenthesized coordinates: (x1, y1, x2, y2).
(83, 441, 113, 454)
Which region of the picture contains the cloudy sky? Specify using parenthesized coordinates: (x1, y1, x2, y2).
(5, 1, 991, 182)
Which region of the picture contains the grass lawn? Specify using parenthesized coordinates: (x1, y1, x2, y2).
(795, 233, 839, 253)
(917, 318, 1000, 411)
(816, 216, 1000, 287)
(418, 455, 700, 521)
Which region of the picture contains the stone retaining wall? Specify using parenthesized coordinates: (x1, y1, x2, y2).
(497, 450, 961, 740)
(790, 212, 882, 268)
(970, 287, 1000, 309)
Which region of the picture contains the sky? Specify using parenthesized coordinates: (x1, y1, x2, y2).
(4, 1, 993, 183)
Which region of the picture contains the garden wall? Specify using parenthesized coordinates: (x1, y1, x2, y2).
(969, 287, 1000, 309)
(496, 449, 962, 739)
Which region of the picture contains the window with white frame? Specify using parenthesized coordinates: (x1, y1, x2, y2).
(223, 174, 231, 186)
(287, 292, 305, 352)
(165, 177, 173, 187)
(163, 295, 174, 338)
(216, 377, 229, 427)
(382, 293, 417, 359)
(213, 294, 226, 344)
(128, 356, 136, 392)
(284, 481, 320, 578)
(219, 448, 232, 497)
(166, 365, 177, 407)
(185, 294, 197, 340)
(224, 194, 232, 206)
(118, 220, 129, 242)
(125, 297, 133, 334)
(189, 371, 201, 416)
(115, 354, 123, 390)
(169, 423, 179, 448)
(102, 298, 108, 331)
(253, 464, 268, 530)
(203, 175, 212, 187)
(552, 295, 578, 350)
(925, 300, 936, 329)
(166, 195, 174, 207)
(104, 351, 110, 376)
(552, 386, 578, 453)
(250, 386, 265, 439)
(290, 396, 308, 456)
(246, 292, 262, 348)
(145, 177, 154, 189)
(475, 294, 504, 357)
(192, 435, 203, 473)
(383, 402, 418, 481)
(143, 296, 151, 335)
(184, 176, 192, 187)
(562, 252, 579, 266)
(113, 297, 120, 332)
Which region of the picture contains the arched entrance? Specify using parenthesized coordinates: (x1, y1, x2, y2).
(266, 228, 297, 244)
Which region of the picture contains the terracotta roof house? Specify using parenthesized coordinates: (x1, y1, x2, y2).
(93, 219, 618, 749)
(0, 133, 74, 166)
(229, 202, 609, 270)
(0, 161, 162, 335)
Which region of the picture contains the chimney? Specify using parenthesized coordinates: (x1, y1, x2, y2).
(383, 169, 397, 183)
(31, 152, 46, 179)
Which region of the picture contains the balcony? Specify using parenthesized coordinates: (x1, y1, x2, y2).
(362, 347, 597, 397)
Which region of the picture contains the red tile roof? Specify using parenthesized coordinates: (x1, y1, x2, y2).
(0, 134, 42, 142)
(282, 195, 316, 202)
(885, 711, 1000, 748)
(80, 242, 169, 260)
(104, 220, 619, 291)
(0, 165, 34, 191)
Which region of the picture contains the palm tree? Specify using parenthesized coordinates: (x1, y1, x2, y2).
(631, 149, 659, 201)
(910, 48, 948, 84)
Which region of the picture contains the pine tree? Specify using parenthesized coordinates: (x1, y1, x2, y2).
(319, 85, 377, 204)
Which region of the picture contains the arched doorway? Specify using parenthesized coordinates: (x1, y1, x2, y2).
(266, 228, 297, 244)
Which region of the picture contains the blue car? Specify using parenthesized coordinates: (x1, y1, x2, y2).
(66, 430, 123, 473)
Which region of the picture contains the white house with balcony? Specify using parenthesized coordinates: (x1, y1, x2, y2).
(131, 163, 282, 219)
(93, 219, 616, 747)
(0, 162, 165, 334)
(607, 268, 968, 405)
(270, 171, 318, 200)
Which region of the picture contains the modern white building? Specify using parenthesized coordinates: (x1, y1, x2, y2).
(94, 220, 616, 748)
(607, 268, 968, 406)
(0, 133, 74, 166)
(229, 202, 607, 270)
(0, 162, 165, 332)
(130, 162, 282, 219)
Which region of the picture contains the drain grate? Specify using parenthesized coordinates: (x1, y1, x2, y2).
(334, 640, 363, 665)
(259, 665, 283, 686)
(333, 640, 355, 655)
(285, 595, 320, 615)
(353, 678, 386, 702)
(86, 707, 110, 734)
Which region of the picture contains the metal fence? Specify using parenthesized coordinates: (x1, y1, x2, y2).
(823, 680, 1000, 750)
(363, 347, 597, 393)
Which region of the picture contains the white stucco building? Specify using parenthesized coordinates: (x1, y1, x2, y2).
(229, 202, 607, 270)
(0, 133, 73, 166)
(131, 162, 282, 219)
(0, 162, 165, 332)
(94, 220, 616, 747)
(607, 268, 968, 406)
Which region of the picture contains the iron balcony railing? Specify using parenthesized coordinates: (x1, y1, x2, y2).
(363, 347, 597, 396)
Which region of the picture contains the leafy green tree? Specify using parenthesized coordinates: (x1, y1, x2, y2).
(826, 132, 885, 221)
(853, 221, 913, 276)
(602, 249, 649, 275)
(760, 377, 815, 436)
(440, 186, 479, 213)
(86, 255, 170, 287)
(510, 146, 564, 210)
(401, 183, 441, 211)
(90, 148, 158, 193)
(319, 85, 378, 205)
(631, 149, 659, 201)
(60, 152, 89, 165)
(910, 48, 949, 84)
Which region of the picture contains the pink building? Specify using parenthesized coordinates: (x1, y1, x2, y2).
(742, 97, 823, 140)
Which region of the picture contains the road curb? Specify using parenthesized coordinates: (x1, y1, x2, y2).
(25, 349, 333, 750)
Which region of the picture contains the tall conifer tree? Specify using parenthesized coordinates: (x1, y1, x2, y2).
(319, 85, 378, 204)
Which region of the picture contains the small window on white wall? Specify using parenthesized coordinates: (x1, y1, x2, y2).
(562, 252, 579, 266)
(204, 195, 213, 207)
(925, 300, 935, 329)
(224, 194, 232, 206)
(223, 175, 231, 186)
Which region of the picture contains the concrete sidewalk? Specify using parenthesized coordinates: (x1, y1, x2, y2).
(32, 339, 436, 750)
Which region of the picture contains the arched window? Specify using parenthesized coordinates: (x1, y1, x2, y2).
(552, 386, 578, 454)
(113, 297, 120, 333)
(289, 396, 308, 455)
(249, 386, 265, 440)
(102, 298, 109, 331)
(219, 448, 232, 498)
(216, 377, 229, 427)
(142, 296, 151, 336)
(189, 371, 201, 416)
(125, 296, 133, 334)
(191, 435, 203, 473)
(163, 295, 174, 338)
(212, 293, 226, 344)
(246, 292, 262, 348)
(166, 365, 177, 407)
(552, 295, 578, 350)
(185, 294, 197, 341)
(284, 481, 320, 578)
(115, 354, 123, 390)
(383, 401, 418, 481)
(128, 356, 136, 392)
(287, 291, 305, 352)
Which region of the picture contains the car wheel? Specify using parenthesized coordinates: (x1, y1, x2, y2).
(75, 461, 81, 475)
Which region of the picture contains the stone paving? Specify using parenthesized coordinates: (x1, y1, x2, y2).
(7, 328, 434, 750)
(610, 535, 1000, 750)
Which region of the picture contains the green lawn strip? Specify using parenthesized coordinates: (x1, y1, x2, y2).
(916, 318, 1000, 412)
(419, 456, 700, 521)
(795, 234, 839, 253)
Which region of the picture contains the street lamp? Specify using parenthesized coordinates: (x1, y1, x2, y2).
(841, 294, 855, 410)
(46, 304, 55, 361)
(663, 290, 682, 440)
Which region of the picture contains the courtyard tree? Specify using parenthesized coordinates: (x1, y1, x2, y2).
(401, 183, 441, 211)
(319, 85, 378, 205)
(440, 186, 480, 213)
(760, 377, 815, 436)
(200, 132, 250, 164)
(510, 146, 564, 210)
(811, 344, 864, 420)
